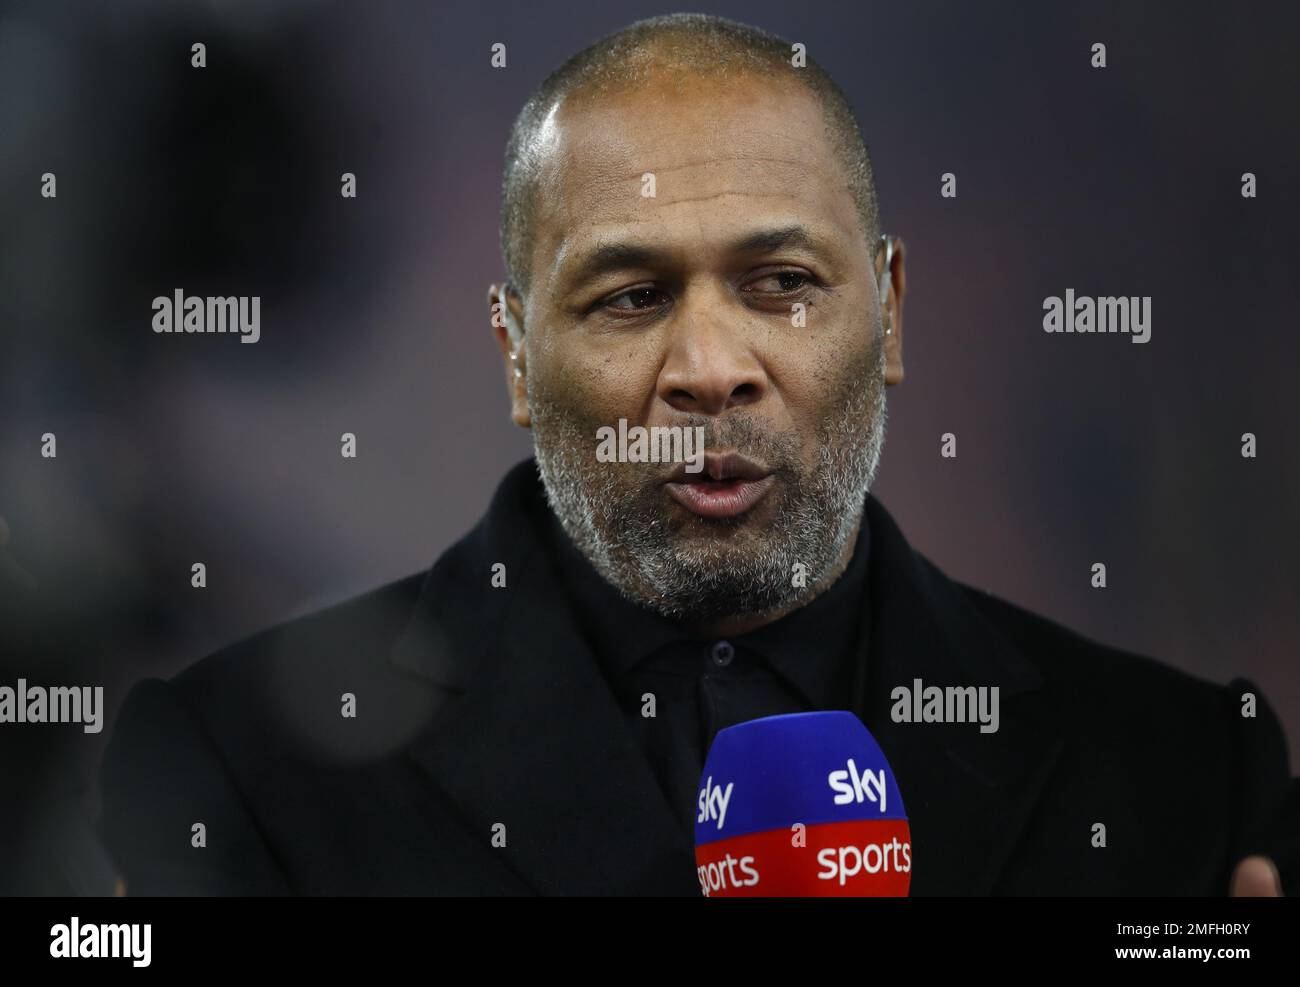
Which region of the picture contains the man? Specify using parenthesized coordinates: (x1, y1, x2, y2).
(98, 13, 1296, 895)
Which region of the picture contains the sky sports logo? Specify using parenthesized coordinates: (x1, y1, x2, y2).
(818, 759, 907, 886)
(694, 758, 908, 894)
(694, 713, 911, 896)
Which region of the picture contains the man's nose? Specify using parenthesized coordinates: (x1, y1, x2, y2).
(656, 298, 767, 416)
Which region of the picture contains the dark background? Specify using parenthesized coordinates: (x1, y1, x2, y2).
(2, 0, 1297, 893)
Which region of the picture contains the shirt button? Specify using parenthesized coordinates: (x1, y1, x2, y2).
(710, 640, 735, 667)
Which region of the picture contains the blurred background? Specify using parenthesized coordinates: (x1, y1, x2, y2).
(2, 0, 1297, 893)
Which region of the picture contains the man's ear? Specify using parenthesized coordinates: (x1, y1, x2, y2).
(876, 235, 906, 386)
(487, 282, 530, 428)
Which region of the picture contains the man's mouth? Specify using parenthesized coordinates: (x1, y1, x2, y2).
(664, 452, 776, 520)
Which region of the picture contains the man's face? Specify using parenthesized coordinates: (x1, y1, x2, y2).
(499, 70, 898, 623)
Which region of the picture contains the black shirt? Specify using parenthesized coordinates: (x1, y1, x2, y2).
(543, 504, 873, 839)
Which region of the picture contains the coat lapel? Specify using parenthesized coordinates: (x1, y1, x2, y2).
(859, 495, 1065, 895)
(389, 462, 697, 895)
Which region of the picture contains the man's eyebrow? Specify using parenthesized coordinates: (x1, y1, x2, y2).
(562, 241, 669, 284)
(728, 225, 822, 255)
(560, 225, 831, 287)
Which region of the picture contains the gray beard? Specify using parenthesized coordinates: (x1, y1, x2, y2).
(530, 342, 888, 622)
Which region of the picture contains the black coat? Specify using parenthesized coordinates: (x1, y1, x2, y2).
(97, 459, 1299, 895)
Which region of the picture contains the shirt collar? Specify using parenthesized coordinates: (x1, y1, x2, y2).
(737, 520, 870, 708)
(541, 498, 871, 707)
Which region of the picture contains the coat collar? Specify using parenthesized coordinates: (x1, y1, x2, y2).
(389, 460, 1063, 895)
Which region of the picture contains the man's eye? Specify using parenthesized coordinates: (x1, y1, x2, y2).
(746, 271, 813, 294)
(604, 286, 669, 312)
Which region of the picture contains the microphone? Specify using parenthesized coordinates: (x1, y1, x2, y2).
(694, 710, 911, 896)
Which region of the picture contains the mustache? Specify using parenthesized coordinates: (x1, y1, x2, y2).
(683, 414, 797, 455)
(624, 414, 802, 483)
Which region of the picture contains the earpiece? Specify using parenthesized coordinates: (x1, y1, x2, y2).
(500, 282, 523, 342)
(498, 282, 525, 379)
(878, 234, 895, 336)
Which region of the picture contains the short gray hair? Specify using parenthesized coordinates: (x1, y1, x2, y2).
(499, 13, 882, 299)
